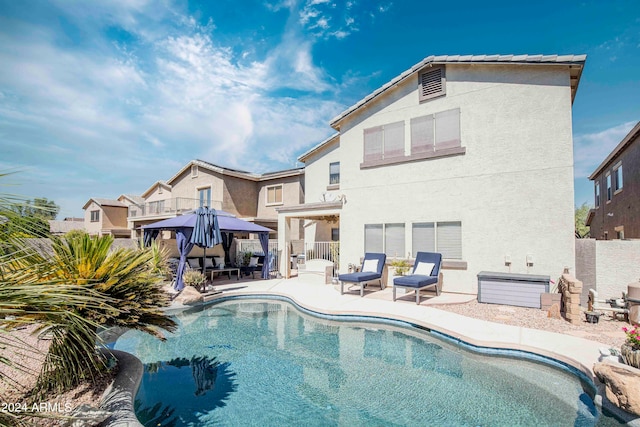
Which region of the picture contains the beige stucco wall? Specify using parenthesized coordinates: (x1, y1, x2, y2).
(144, 185, 170, 203)
(257, 176, 304, 220)
(336, 63, 576, 294)
(223, 175, 258, 218)
(84, 201, 102, 235)
(169, 167, 226, 212)
(303, 139, 341, 203)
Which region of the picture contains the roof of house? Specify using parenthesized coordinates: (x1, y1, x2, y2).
(119, 194, 145, 205)
(140, 181, 172, 199)
(166, 160, 303, 185)
(330, 54, 587, 129)
(298, 133, 340, 163)
(82, 198, 128, 210)
(589, 121, 640, 180)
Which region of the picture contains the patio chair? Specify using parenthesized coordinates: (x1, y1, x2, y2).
(339, 253, 387, 297)
(393, 252, 442, 304)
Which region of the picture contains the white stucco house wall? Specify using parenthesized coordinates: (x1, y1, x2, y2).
(281, 54, 586, 294)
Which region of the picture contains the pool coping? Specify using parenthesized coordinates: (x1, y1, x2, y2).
(101, 278, 640, 425)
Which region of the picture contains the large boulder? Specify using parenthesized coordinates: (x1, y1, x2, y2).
(174, 286, 204, 305)
(594, 361, 640, 416)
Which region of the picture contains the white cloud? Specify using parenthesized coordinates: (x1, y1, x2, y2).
(573, 121, 636, 178)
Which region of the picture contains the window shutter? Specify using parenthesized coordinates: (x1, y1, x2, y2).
(365, 224, 383, 253)
(383, 121, 405, 159)
(364, 126, 383, 162)
(384, 223, 405, 257)
(412, 223, 435, 255)
(435, 108, 460, 149)
(436, 222, 462, 259)
(419, 66, 445, 102)
(411, 115, 435, 155)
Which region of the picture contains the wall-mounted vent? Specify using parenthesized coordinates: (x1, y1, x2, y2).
(419, 66, 446, 102)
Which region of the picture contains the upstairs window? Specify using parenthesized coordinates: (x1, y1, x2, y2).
(419, 66, 446, 102)
(363, 121, 405, 162)
(198, 187, 211, 208)
(613, 163, 623, 193)
(606, 173, 612, 202)
(594, 181, 600, 208)
(90, 210, 100, 222)
(329, 162, 340, 185)
(411, 108, 461, 154)
(266, 185, 283, 205)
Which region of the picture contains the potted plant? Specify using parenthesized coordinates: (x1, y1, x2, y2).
(390, 259, 411, 276)
(621, 326, 640, 369)
(241, 251, 253, 267)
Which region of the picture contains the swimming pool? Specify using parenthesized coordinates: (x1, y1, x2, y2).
(113, 297, 620, 426)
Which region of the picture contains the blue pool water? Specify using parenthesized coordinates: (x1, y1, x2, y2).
(113, 298, 621, 426)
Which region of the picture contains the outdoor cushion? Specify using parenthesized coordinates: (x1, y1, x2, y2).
(203, 257, 215, 269)
(393, 274, 438, 288)
(249, 256, 259, 267)
(413, 262, 435, 276)
(213, 256, 224, 268)
(187, 258, 200, 269)
(338, 272, 382, 283)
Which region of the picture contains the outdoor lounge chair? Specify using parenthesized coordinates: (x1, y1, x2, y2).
(393, 252, 442, 304)
(339, 252, 387, 297)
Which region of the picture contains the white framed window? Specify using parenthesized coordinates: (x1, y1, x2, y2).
(90, 210, 100, 222)
(412, 221, 462, 260)
(191, 165, 198, 178)
(606, 173, 612, 202)
(266, 185, 283, 205)
(613, 163, 623, 193)
(197, 187, 211, 208)
(418, 65, 446, 102)
(329, 162, 340, 185)
(364, 223, 405, 257)
(594, 181, 600, 208)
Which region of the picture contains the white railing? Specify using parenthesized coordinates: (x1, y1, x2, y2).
(304, 241, 339, 270)
(128, 198, 223, 219)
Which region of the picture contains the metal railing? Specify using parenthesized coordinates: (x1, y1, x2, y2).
(303, 241, 339, 270)
(128, 198, 222, 219)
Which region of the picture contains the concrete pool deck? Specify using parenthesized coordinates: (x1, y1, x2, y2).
(197, 276, 604, 377)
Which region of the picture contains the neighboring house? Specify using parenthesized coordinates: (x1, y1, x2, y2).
(121, 160, 304, 239)
(585, 121, 640, 240)
(48, 217, 85, 236)
(279, 54, 586, 294)
(82, 198, 132, 237)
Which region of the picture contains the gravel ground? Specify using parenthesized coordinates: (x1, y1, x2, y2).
(435, 299, 628, 349)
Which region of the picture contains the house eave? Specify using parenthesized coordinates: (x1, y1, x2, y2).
(588, 121, 640, 180)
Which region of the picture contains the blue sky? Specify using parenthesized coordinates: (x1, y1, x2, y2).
(0, 0, 638, 218)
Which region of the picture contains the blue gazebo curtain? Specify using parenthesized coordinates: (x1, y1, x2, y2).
(258, 232, 269, 279)
(143, 229, 159, 247)
(221, 232, 233, 265)
(175, 228, 195, 291)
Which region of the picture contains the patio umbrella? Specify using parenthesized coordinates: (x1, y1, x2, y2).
(190, 207, 223, 275)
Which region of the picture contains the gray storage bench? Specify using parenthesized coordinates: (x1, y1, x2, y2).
(477, 271, 550, 309)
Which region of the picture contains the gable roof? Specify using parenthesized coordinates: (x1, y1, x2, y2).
(589, 121, 640, 180)
(298, 133, 340, 163)
(330, 54, 587, 130)
(82, 198, 127, 210)
(140, 181, 172, 199)
(119, 194, 144, 205)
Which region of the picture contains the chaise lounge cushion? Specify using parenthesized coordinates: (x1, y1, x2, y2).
(338, 271, 383, 283)
(393, 274, 438, 288)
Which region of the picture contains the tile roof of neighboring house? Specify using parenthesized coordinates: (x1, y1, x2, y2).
(589, 121, 640, 180)
(48, 219, 85, 235)
(330, 54, 587, 129)
(82, 198, 128, 210)
(166, 160, 303, 185)
(298, 133, 340, 163)
(120, 194, 144, 205)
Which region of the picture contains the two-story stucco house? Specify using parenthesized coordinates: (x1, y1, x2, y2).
(82, 195, 142, 237)
(586, 121, 640, 239)
(279, 54, 586, 294)
(114, 160, 305, 240)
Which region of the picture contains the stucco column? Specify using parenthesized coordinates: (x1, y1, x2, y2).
(277, 213, 291, 278)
